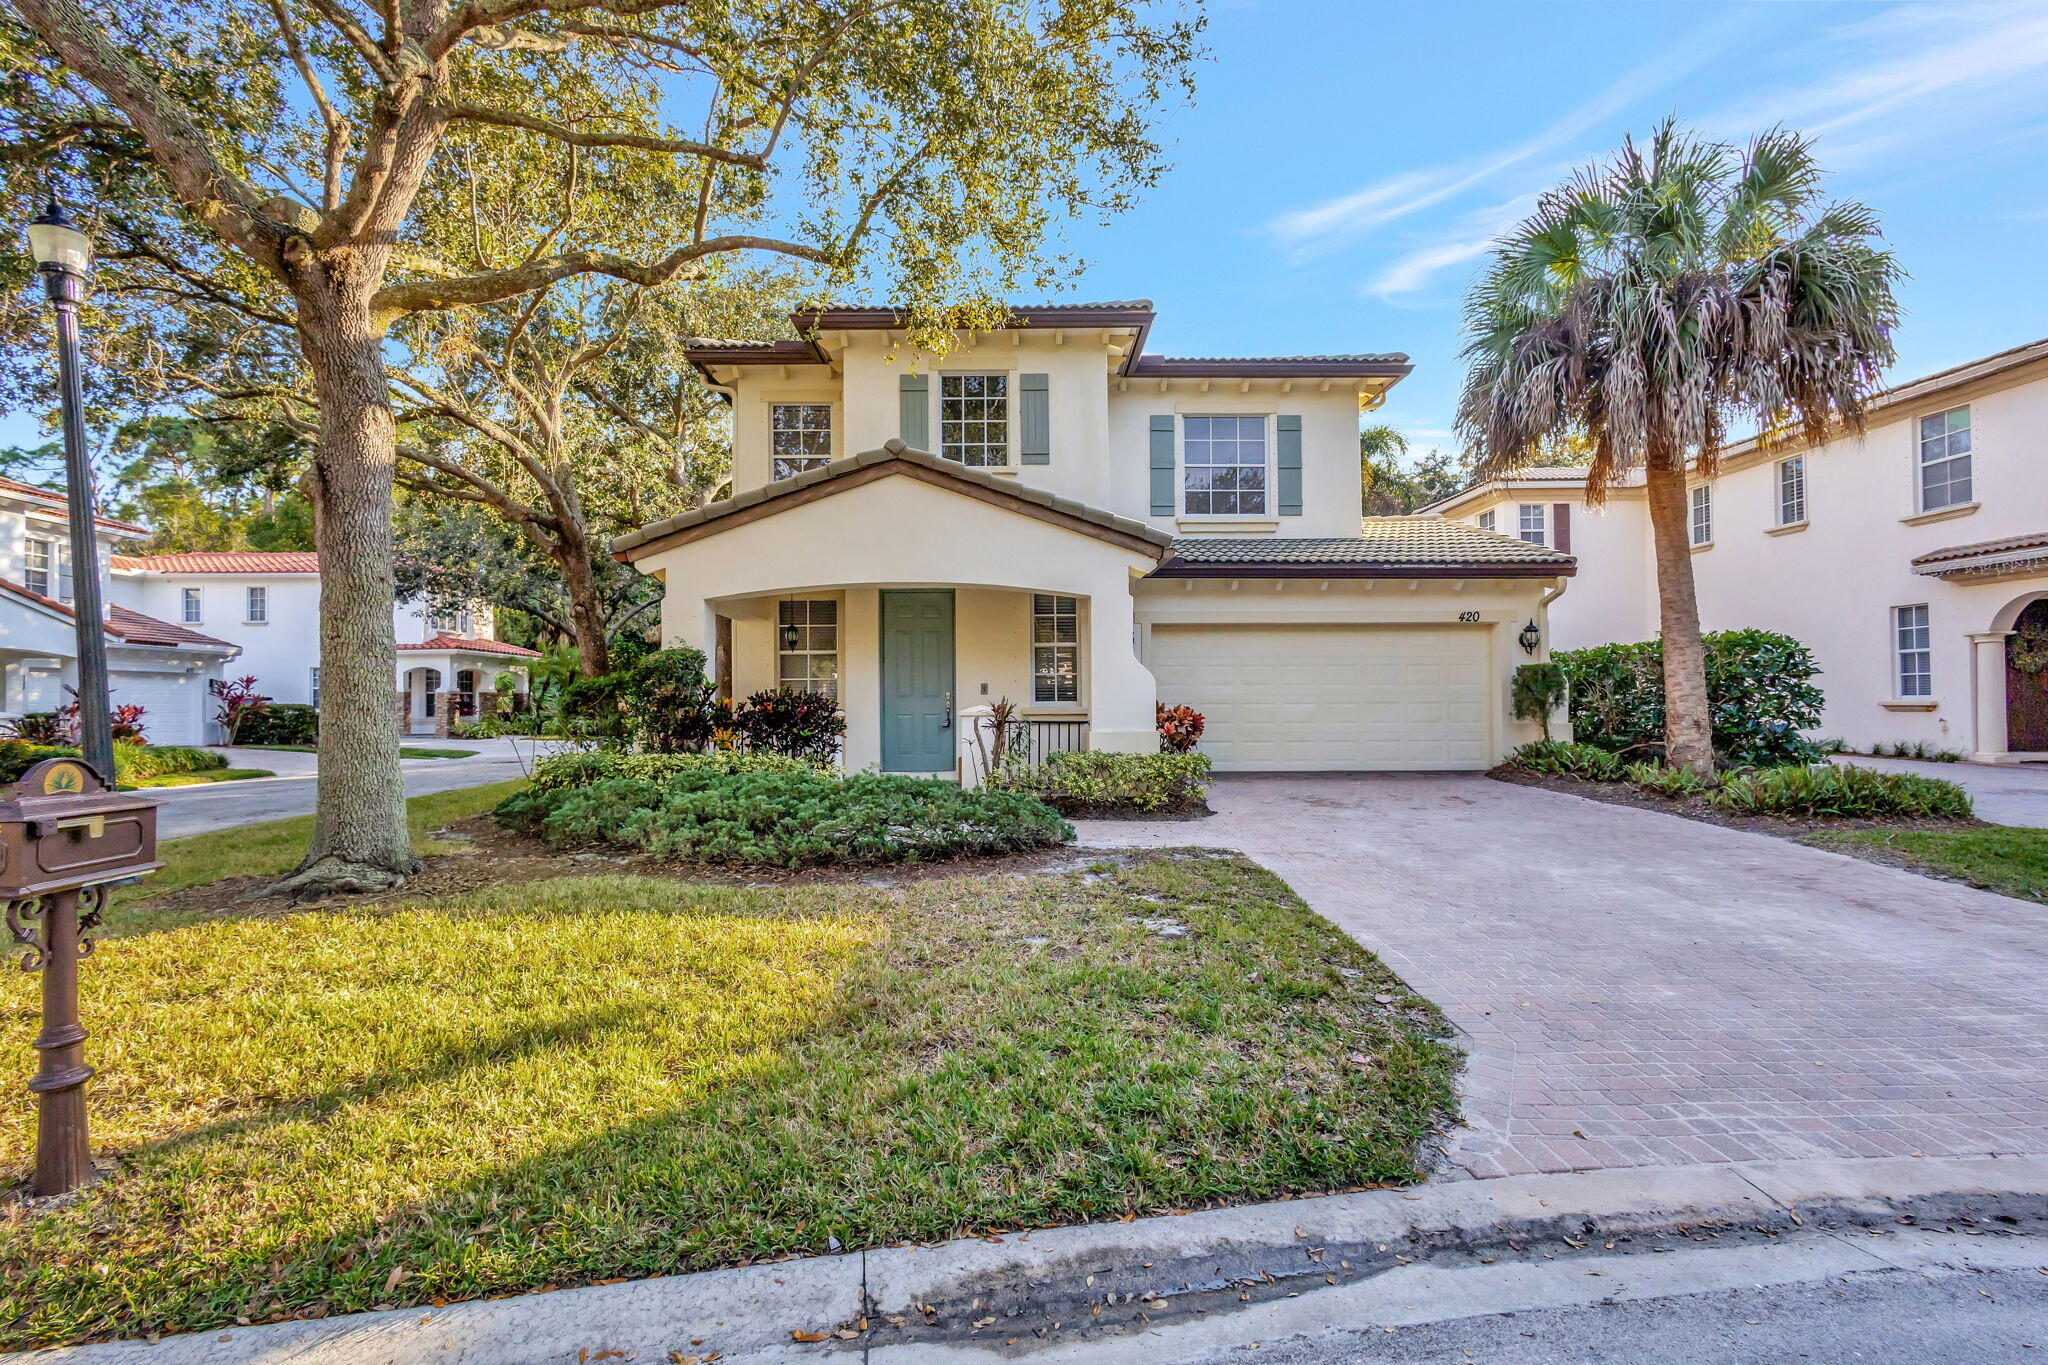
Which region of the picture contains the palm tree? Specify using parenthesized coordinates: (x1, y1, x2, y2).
(1456, 121, 1901, 772)
(1360, 423, 1410, 514)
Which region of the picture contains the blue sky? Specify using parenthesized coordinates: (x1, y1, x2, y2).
(8, 0, 2046, 471)
(1056, 0, 2048, 458)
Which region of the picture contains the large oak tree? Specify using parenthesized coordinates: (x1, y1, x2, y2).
(1, 0, 1202, 892)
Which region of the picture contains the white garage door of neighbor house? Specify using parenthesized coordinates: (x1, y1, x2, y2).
(1147, 623, 1492, 771)
(111, 672, 207, 746)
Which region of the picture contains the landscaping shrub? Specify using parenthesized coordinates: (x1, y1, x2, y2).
(1505, 740, 1624, 782)
(1709, 764, 1974, 821)
(1870, 740, 1965, 762)
(993, 750, 1211, 816)
(528, 749, 819, 793)
(497, 766, 1071, 866)
(623, 648, 719, 752)
(559, 670, 633, 742)
(1623, 760, 1719, 799)
(4, 712, 69, 745)
(1556, 629, 1825, 767)
(736, 688, 845, 762)
(1156, 702, 1205, 754)
(1510, 663, 1568, 741)
(0, 742, 226, 785)
(235, 703, 319, 747)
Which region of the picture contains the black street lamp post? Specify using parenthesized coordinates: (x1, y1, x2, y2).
(26, 198, 115, 786)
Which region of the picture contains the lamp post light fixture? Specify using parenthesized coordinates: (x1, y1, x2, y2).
(1519, 619, 1542, 655)
(26, 197, 115, 788)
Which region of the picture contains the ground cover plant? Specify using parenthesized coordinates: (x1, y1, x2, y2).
(0, 850, 1457, 1349)
(499, 767, 1072, 866)
(0, 742, 230, 787)
(526, 749, 818, 794)
(993, 751, 1212, 816)
(1503, 745, 1974, 822)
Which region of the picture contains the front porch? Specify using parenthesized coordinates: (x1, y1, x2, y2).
(396, 651, 533, 737)
(707, 583, 1148, 777)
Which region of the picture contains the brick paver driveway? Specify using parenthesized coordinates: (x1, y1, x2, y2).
(1077, 775, 2048, 1180)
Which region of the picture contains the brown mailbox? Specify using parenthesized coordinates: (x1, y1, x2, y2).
(0, 758, 160, 897)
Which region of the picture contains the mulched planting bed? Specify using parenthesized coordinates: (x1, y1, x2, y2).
(1490, 766, 1983, 839)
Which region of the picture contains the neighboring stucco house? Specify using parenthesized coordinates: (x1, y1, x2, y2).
(1427, 336, 2048, 764)
(1, 475, 242, 746)
(613, 302, 1576, 775)
(107, 551, 539, 737)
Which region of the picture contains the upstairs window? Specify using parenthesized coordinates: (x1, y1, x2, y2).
(771, 403, 832, 480)
(429, 608, 472, 636)
(1777, 455, 1807, 526)
(939, 374, 1008, 467)
(23, 537, 53, 598)
(1182, 415, 1268, 516)
(1516, 503, 1548, 546)
(777, 599, 839, 700)
(1917, 405, 1972, 512)
(1477, 510, 1496, 533)
(1894, 604, 1931, 698)
(1031, 594, 1080, 704)
(1689, 484, 1714, 546)
(181, 587, 202, 622)
(246, 585, 268, 623)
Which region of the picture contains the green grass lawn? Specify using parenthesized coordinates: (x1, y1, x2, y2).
(398, 747, 478, 760)
(2, 837, 1457, 1349)
(124, 767, 274, 789)
(1806, 824, 2048, 904)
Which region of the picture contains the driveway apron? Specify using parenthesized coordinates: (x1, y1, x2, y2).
(1078, 774, 2048, 1180)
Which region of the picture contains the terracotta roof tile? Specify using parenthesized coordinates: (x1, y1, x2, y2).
(397, 635, 541, 657)
(1157, 517, 1575, 576)
(0, 577, 236, 650)
(114, 551, 321, 574)
(0, 474, 151, 533)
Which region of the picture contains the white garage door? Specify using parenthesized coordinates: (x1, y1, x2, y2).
(110, 670, 208, 746)
(1148, 624, 1492, 771)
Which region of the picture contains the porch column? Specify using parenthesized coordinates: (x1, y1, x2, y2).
(1087, 582, 1157, 754)
(1968, 631, 2012, 763)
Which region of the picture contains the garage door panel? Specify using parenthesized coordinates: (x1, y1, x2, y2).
(1149, 624, 1491, 772)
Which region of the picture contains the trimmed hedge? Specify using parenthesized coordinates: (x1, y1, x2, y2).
(0, 741, 227, 786)
(992, 751, 1211, 816)
(527, 749, 821, 794)
(1557, 628, 1825, 767)
(497, 766, 1072, 867)
(1710, 764, 1974, 821)
(235, 703, 318, 747)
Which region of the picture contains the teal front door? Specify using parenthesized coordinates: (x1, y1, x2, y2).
(880, 589, 956, 772)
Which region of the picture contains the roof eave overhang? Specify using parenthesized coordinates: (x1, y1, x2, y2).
(1149, 559, 1575, 580)
(1124, 358, 1413, 382)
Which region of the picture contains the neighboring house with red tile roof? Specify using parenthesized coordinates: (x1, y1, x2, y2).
(107, 550, 537, 736)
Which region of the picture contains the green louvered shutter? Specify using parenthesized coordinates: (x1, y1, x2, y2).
(1276, 414, 1303, 516)
(1019, 373, 1050, 464)
(1149, 414, 1177, 516)
(899, 372, 930, 450)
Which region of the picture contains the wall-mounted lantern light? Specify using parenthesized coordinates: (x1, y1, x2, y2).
(1518, 619, 1541, 655)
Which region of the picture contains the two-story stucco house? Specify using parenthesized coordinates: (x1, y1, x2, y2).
(1, 475, 242, 745)
(1428, 336, 2048, 764)
(107, 551, 539, 737)
(612, 302, 1576, 775)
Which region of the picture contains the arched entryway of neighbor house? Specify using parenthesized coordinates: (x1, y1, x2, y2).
(399, 666, 443, 734)
(2001, 596, 2048, 754)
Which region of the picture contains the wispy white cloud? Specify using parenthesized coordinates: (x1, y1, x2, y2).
(1264, 9, 1755, 263)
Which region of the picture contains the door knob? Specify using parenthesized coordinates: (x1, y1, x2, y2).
(941, 691, 953, 728)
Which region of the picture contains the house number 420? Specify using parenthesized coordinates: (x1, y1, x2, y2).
(1457, 611, 1482, 623)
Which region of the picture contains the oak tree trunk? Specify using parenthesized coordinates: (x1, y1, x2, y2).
(1643, 447, 1717, 774)
(554, 525, 613, 677)
(275, 266, 421, 894)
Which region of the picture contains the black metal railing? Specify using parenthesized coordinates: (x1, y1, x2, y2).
(970, 715, 1089, 782)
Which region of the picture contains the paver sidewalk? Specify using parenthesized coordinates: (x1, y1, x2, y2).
(1079, 774, 2048, 1179)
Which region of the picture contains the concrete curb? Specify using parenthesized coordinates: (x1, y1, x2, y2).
(17, 1154, 2048, 1365)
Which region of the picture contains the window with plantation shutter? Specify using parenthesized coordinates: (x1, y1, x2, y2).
(1031, 594, 1079, 704)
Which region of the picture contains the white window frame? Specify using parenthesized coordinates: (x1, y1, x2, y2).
(1777, 455, 1807, 527)
(1894, 604, 1932, 699)
(938, 373, 1011, 468)
(777, 599, 840, 700)
(1180, 414, 1271, 518)
(1916, 404, 1972, 513)
(245, 584, 268, 623)
(1689, 484, 1714, 547)
(22, 536, 53, 598)
(1031, 594, 1081, 705)
(1477, 509, 1496, 533)
(769, 402, 833, 481)
(182, 586, 203, 623)
(309, 667, 321, 710)
(1516, 503, 1549, 547)
(429, 608, 472, 636)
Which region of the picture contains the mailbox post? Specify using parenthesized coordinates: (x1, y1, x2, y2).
(1, 758, 159, 1196)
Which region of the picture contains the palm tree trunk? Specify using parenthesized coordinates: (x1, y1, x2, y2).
(1643, 448, 1716, 773)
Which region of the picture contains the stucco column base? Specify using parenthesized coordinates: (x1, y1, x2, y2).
(1086, 582, 1156, 756)
(1968, 631, 2013, 764)
(1088, 728, 1158, 755)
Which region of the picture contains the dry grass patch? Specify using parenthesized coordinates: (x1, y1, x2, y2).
(0, 852, 1456, 1349)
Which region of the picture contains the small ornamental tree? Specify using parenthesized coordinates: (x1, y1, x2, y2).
(210, 676, 271, 745)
